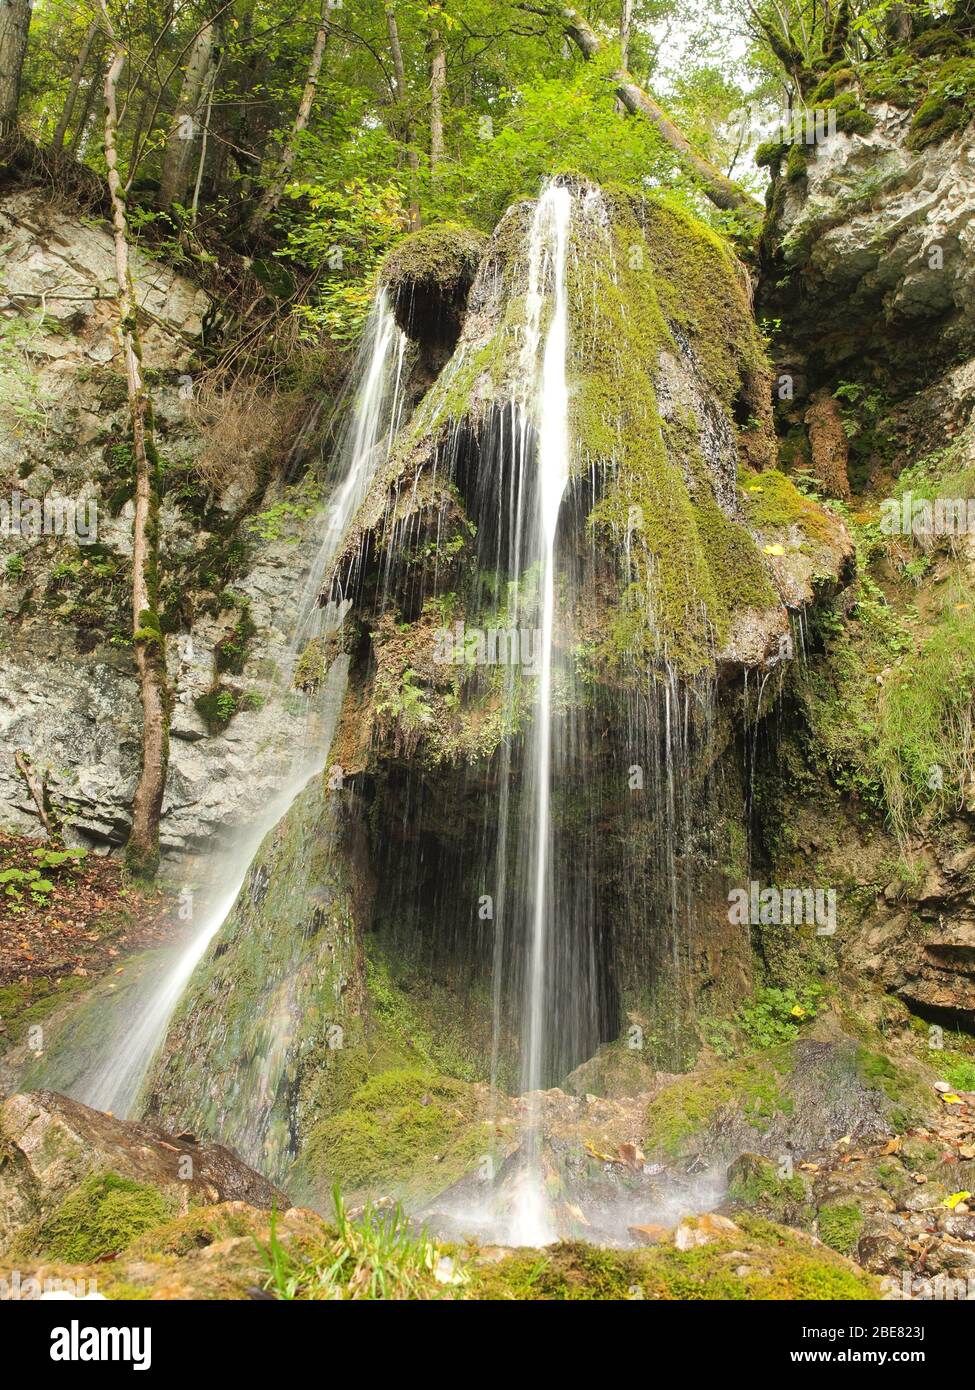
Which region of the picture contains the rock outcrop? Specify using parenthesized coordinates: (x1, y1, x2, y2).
(0, 1089, 287, 1258)
(0, 187, 339, 860)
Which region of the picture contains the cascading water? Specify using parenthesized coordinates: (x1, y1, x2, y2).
(507, 183, 572, 1244)
(27, 292, 409, 1118)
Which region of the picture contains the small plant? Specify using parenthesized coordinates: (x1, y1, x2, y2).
(5, 553, 25, 579)
(736, 984, 823, 1049)
(257, 1187, 449, 1300)
(0, 844, 86, 911)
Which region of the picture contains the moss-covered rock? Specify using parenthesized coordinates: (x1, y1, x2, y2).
(0, 1089, 286, 1259)
(142, 776, 370, 1184)
(726, 1152, 814, 1226)
(293, 1066, 493, 1205)
(642, 1033, 891, 1163)
(11, 1172, 173, 1263)
(469, 1219, 879, 1300)
(380, 222, 488, 350)
(908, 57, 975, 149)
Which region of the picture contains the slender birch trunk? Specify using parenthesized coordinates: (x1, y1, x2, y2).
(428, 4, 446, 170)
(249, 0, 330, 232)
(101, 9, 170, 878)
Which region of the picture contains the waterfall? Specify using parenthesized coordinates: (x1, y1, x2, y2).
(448, 182, 573, 1244)
(28, 292, 410, 1118)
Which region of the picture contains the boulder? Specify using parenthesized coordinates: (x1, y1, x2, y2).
(0, 1090, 287, 1258)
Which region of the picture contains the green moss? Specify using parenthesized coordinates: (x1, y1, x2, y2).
(214, 596, 257, 675)
(293, 635, 331, 692)
(786, 144, 811, 183)
(831, 93, 877, 137)
(572, 189, 776, 676)
(124, 1203, 273, 1259)
(727, 1154, 812, 1225)
(380, 222, 487, 296)
(912, 27, 965, 60)
(643, 1048, 794, 1158)
(13, 1172, 173, 1263)
(471, 1218, 878, 1300)
(296, 1066, 487, 1201)
(810, 65, 857, 103)
(741, 467, 835, 545)
(364, 945, 491, 1083)
(816, 1201, 863, 1256)
(380, 223, 488, 342)
(908, 58, 975, 149)
(755, 139, 788, 172)
(874, 589, 975, 838)
(856, 1047, 928, 1129)
(0, 975, 90, 1045)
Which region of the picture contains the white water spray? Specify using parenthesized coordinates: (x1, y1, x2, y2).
(36, 293, 409, 1118)
(509, 181, 572, 1246)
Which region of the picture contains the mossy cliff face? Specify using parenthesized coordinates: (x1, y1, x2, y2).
(328, 182, 851, 785)
(141, 776, 371, 1183)
(760, 45, 975, 400)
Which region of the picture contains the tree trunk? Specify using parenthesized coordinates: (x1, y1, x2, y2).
(616, 0, 634, 114)
(52, 16, 99, 152)
(159, 11, 221, 212)
(69, 73, 99, 157)
(101, 18, 170, 879)
(14, 750, 60, 840)
(249, 1, 330, 232)
(189, 48, 220, 224)
(429, 5, 446, 170)
(619, 0, 633, 68)
(385, 2, 420, 227)
(0, 0, 32, 135)
(526, 3, 761, 219)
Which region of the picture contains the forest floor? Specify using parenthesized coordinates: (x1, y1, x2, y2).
(0, 832, 177, 1048)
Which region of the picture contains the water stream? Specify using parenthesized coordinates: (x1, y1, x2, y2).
(31, 292, 409, 1117)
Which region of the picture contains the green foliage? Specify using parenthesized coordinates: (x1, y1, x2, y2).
(194, 682, 262, 733)
(816, 1202, 863, 1256)
(246, 477, 324, 542)
(875, 589, 975, 838)
(258, 1189, 444, 1300)
(736, 984, 823, 1049)
(14, 1173, 173, 1263)
(215, 595, 257, 675)
(376, 666, 433, 728)
(940, 1051, 975, 1093)
(0, 844, 86, 910)
(908, 57, 975, 149)
(286, 178, 410, 341)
